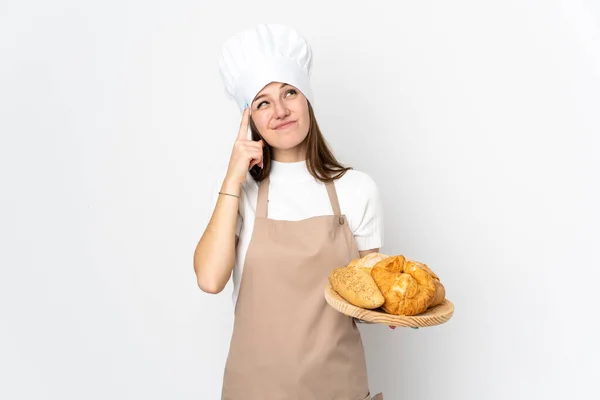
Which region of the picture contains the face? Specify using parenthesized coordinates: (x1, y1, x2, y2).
(250, 82, 310, 153)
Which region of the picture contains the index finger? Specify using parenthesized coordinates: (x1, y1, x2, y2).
(237, 104, 251, 141)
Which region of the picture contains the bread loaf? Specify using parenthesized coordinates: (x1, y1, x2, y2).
(370, 255, 437, 316)
(328, 266, 385, 309)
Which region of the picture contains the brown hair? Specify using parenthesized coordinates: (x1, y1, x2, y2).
(249, 101, 352, 183)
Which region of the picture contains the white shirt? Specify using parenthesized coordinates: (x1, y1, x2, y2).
(210, 160, 384, 308)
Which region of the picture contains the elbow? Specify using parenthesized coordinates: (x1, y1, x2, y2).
(195, 263, 227, 294)
(193, 248, 231, 294)
(197, 278, 225, 294)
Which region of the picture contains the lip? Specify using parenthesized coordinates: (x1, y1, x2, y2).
(273, 121, 296, 130)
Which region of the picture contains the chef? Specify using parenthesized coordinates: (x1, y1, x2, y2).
(194, 24, 386, 400)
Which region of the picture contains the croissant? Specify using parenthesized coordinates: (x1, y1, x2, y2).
(370, 255, 439, 316)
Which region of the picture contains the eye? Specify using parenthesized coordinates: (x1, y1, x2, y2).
(285, 89, 297, 97)
(256, 101, 268, 109)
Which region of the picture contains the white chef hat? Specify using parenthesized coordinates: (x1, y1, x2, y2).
(218, 24, 314, 114)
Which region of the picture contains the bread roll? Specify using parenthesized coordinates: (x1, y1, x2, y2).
(329, 267, 385, 309)
(347, 253, 391, 274)
(430, 280, 446, 307)
(411, 260, 446, 307)
(370, 255, 436, 316)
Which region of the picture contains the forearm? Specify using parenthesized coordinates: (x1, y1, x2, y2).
(194, 179, 241, 294)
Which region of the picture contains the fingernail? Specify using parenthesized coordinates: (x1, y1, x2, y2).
(244, 102, 248, 109)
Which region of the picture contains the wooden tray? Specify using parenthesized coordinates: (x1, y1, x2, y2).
(324, 283, 454, 328)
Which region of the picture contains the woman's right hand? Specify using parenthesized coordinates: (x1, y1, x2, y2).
(225, 104, 264, 185)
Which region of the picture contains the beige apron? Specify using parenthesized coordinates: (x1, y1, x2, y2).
(221, 176, 384, 400)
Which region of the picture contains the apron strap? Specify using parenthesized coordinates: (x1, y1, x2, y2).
(256, 176, 270, 218)
(325, 180, 342, 216)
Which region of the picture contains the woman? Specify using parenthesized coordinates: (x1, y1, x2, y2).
(194, 24, 385, 400)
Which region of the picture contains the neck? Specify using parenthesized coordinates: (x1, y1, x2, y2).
(272, 143, 307, 163)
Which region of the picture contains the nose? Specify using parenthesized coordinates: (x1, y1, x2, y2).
(272, 99, 290, 119)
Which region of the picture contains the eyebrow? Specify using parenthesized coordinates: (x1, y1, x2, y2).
(252, 83, 290, 104)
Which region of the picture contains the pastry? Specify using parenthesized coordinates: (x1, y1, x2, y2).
(370, 255, 437, 316)
(430, 280, 446, 307)
(411, 260, 446, 307)
(329, 266, 385, 309)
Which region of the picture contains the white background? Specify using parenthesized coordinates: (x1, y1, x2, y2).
(2, 1, 599, 399)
